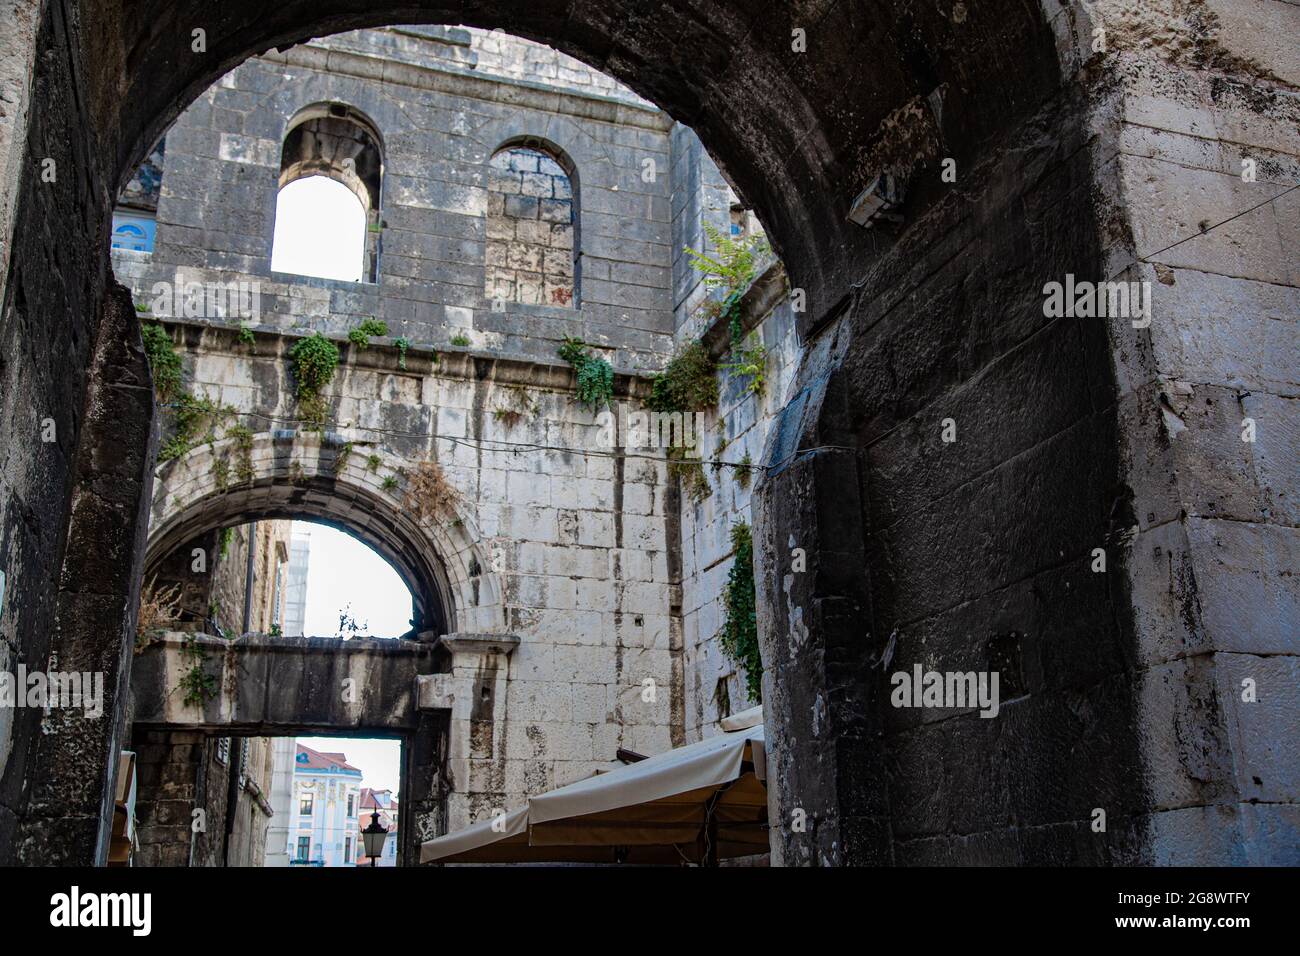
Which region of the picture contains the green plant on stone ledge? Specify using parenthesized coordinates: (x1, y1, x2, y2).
(684, 224, 772, 349)
(212, 457, 231, 492)
(226, 423, 255, 484)
(395, 336, 410, 369)
(179, 634, 217, 708)
(238, 322, 256, 349)
(722, 334, 768, 400)
(140, 318, 183, 403)
(648, 340, 718, 414)
(290, 332, 340, 429)
(366, 454, 382, 473)
(684, 224, 769, 293)
(450, 333, 471, 347)
(348, 317, 388, 349)
(158, 393, 234, 463)
(719, 521, 761, 703)
(557, 337, 614, 412)
(332, 441, 353, 476)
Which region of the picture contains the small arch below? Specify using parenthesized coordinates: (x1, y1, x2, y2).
(144, 432, 512, 640)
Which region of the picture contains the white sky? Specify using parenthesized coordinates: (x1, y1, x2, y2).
(297, 522, 414, 639)
(272, 181, 408, 796)
(270, 175, 366, 282)
(296, 736, 403, 795)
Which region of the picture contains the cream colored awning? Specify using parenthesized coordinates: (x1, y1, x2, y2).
(420, 724, 768, 865)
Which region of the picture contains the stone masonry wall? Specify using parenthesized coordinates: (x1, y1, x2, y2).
(123, 323, 680, 835)
(126, 27, 674, 369)
(105, 25, 734, 838)
(485, 146, 576, 308)
(1084, 0, 1300, 863)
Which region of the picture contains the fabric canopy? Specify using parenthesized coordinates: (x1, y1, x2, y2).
(420, 724, 768, 865)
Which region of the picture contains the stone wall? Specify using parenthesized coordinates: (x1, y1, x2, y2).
(127, 27, 674, 368)
(677, 266, 800, 740)
(1, 0, 1295, 867)
(485, 146, 577, 307)
(126, 323, 681, 834)
(131, 730, 275, 867)
(1085, 0, 1300, 863)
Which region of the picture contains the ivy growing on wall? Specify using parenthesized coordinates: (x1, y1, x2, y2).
(348, 317, 388, 349)
(719, 521, 762, 703)
(558, 337, 614, 411)
(648, 340, 718, 413)
(179, 634, 217, 707)
(723, 335, 769, 400)
(290, 332, 341, 429)
(668, 445, 711, 503)
(735, 452, 754, 490)
(157, 393, 233, 463)
(140, 317, 183, 403)
(226, 424, 254, 484)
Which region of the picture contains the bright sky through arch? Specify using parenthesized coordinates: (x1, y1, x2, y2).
(298, 522, 414, 639)
(270, 175, 366, 282)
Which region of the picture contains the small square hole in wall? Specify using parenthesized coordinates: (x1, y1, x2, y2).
(714, 676, 732, 720)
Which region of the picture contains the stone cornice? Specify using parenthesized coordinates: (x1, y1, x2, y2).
(260, 45, 672, 134)
(158, 316, 657, 400)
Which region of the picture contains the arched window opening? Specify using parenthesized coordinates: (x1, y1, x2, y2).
(272, 103, 384, 282)
(485, 143, 577, 308)
(139, 519, 415, 641)
(271, 177, 368, 282)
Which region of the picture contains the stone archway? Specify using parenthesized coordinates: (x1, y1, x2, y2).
(145, 429, 506, 638)
(3, 0, 1293, 867)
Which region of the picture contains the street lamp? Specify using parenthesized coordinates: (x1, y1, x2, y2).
(361, 809, 389, 866)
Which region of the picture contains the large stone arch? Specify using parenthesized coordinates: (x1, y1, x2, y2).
(0, 0, 1091, 866)
(146, 430, 506, 637)
(91, 1, 1065, 320)
(9, 0, 1290, 869)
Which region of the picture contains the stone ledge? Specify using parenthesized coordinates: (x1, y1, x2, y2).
(264, 44, 671, 132)
(700, 258, 789, 361)
(439, 632, 522, 657)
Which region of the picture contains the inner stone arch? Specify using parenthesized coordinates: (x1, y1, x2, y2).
(146, 430, 508, 640)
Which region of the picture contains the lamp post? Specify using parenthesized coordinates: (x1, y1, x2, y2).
(361, 809, 389, 867)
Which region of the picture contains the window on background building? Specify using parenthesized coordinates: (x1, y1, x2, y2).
(111, 138, 164, 254)
(110, 210, 157, 253)
(347, 793, 355, 817)
(730, 203, 748, 237)
(296, 836, 309, 862)
(344, 837, 352, 863)
(299, 793, 313, 815)
(485, 143, 577, 308)
(271, 102, 384, 283)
